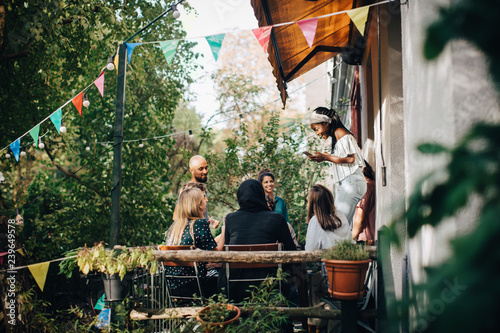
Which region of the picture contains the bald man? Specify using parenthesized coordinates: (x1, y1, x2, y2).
(189, 155, 208, 183)
(177, 155, 219, 229)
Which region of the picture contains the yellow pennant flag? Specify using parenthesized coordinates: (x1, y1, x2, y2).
(28, 262, 50, 292)
(17, 248, 24, 256)
(347, 6, 370, 36)
(113, 53, 119, 71)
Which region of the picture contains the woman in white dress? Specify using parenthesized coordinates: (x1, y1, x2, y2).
(306, 107, 367, 228)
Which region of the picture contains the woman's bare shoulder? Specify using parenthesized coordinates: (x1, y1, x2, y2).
(334, 128, 350, 140)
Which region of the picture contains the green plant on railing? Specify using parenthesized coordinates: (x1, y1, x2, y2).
(321, 239, 370, 261)
(75, 242, 158, 280)
(226, 276, 290, 333)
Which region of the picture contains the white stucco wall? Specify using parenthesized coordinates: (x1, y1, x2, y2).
(400, 0, 500, 285)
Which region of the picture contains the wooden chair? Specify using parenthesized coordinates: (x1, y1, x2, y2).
(223, 243, 283, 303)
(157, 245, 205, 307)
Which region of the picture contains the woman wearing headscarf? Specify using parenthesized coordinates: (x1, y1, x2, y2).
(217, 179, 296, 302)
(306, 106, 367, 228)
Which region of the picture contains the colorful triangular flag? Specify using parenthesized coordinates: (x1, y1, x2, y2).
(72, 92, 84, 116)
(96, 308, 111, 330)
(297, 18, 318, 48)
(50, 109, 62, 134)
(10, 139, 20, 161)
(113, 53, 119, 71)
(159, 40, 180, 66)
(252, 26, 272, 52)
(30, 125, 40, 145)
(94, 72, 104, 97)
(94, 294, 105, 310)
(28, 262, 50, 292)
(347, 6, 370, 36)
(126, 43, 142, 64)
(205, 34, 225, 62)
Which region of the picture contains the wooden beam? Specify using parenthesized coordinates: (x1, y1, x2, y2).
(151, 246, 377, 264)
(130, 304, 378, 321)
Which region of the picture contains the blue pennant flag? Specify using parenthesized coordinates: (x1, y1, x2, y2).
(10, 139, 20, 161)
(126, 43, 142, 64)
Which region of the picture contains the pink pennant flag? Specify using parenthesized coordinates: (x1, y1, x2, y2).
(94, 72, 104, 97)
(297, 18, 318, 48)
(252, 26, 273, 52)
(72, 92, 84, 116)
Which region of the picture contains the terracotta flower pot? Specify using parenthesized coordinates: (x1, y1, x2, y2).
(196, 304, 241, 333)
(322, 259, 371, 300)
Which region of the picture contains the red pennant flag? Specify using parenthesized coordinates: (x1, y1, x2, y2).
(72, 92, 84, 116)
(297, 18, 318, 48)
(94, 72, 104, 97)
(252, 26, 272, 52)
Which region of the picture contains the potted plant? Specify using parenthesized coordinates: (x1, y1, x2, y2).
(75, 242, 158, 301)
(196, 294, 241, 333)
(321, 239, 371, 300)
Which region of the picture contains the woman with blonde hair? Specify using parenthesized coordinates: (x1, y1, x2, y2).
(165, 187, 222, 297)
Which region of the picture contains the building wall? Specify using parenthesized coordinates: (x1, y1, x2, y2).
(400, 0, 500, 287)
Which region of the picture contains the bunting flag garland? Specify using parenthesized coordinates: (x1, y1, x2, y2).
(10, 139, 20, 161)
(27, 261, 50, 292)
(94, 72, 105, 97)
(252, 26, 272, 52)
(297, 18, 318, 48)
(205, 34, 225, 62)
(347, 6, 370, 36)
(30, 125, 40, 146)
(0, 0, 390, 162)
(126, 43, 142, 64)
(159, 40, 179, 66)
(50, 109, 62, 134)
(72, 92, 84, 116)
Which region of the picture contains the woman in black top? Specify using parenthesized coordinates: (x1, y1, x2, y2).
(218, 179, 296, 302)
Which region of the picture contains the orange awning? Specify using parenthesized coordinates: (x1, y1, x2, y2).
(250, 0, 371, 107)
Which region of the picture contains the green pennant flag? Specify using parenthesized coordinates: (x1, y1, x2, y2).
(50, 109, 62, 133)
(159, 40, 180, 66)
(30, 124, 40, 145)
(205, 33, 225, 62)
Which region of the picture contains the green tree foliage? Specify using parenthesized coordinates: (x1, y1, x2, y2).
(0, 0, 200, 260)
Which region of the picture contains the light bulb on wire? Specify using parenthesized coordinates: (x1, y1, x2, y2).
(33, 142, 37, 147)
(20, 148, 26, 157)
(83, 94, 90, 108)
(138, 140, 144, 148)
(5, 153, 11, 159)
(38, 140, 45, 149)
(60, 124, 67, 133)
(188, 130, 193, 138)
(85, 144, 91, 151)
(106, 55, 115, 71)
(172, 4, 181, 19)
